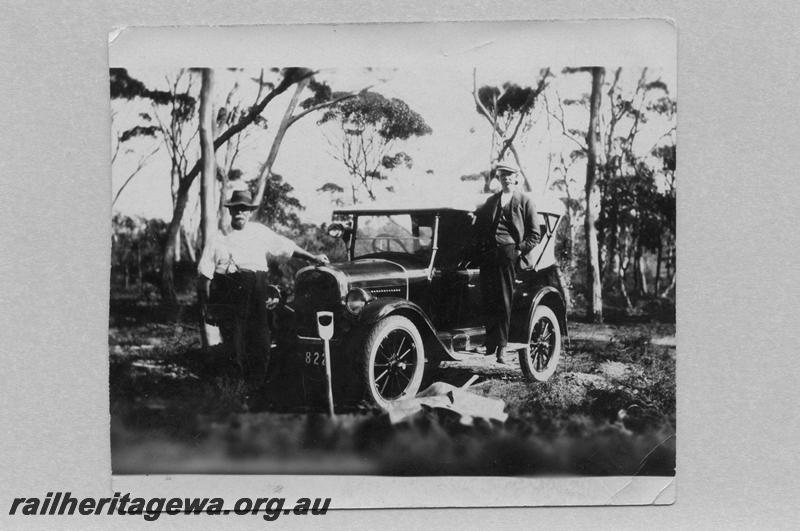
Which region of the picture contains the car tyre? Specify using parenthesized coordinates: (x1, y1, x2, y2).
(359, 315, 425, 409)
(520, 305, 561, 382)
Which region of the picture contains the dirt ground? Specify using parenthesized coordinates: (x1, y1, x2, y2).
(109, 299, 675, 476)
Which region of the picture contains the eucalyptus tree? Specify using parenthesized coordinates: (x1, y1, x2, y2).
(111, 67, 356, 302)
(472, 68, 552, 191)
(318, 90, 432, 203)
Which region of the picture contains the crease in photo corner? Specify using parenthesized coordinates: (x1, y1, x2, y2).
(654, 478, 676, 504)
(607, 475, 675, 506)
(606, 432, 677, 504)
(109, 27, 126, 45)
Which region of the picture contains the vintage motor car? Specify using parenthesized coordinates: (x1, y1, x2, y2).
(281, 196, 568, 409)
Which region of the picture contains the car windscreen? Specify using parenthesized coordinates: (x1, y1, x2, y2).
(353, 214, 433, 259)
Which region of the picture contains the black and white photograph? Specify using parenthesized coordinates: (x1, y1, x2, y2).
(7, 1, 800, 527)
(107, 22, 676, 505)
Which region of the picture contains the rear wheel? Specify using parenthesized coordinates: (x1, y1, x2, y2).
(519, 305, 561, 381)
(359, 315, 425, 409)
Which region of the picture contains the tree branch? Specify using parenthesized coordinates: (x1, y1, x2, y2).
(503, 112, 527, 152)
(647, 126, 677, 155)
(175, 69, 315, 195)
(111, 133, 122, 166)
(253, 76, 311, 213)
(112, 145, 160, 206)
(287, 90, 361, 127)
(549, 90, 587, 153)
(212, 69, 315, 156)
(507, 145, 532, 192)
(473, 68, 505, 138)
(607, 67, 622, 99)
(254, 69, 265, 107)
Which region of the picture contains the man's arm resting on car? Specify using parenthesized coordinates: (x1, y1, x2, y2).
(292, 245, 329, 265)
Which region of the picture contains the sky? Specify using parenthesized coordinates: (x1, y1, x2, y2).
(111, 63, 676, 229)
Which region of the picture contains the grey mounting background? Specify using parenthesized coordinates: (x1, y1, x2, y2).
(1, 0, 799, 529)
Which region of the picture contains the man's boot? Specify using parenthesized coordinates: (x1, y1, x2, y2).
(495, 346, 506, 364)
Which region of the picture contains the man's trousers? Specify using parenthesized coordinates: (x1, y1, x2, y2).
(208, 270, 272, 377)
(479, 244, 517, 355)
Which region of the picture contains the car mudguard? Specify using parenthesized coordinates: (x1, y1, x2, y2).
(357, 297, 458, 362)
(531, 287, 567, 329)
(510, 286, 567, 344)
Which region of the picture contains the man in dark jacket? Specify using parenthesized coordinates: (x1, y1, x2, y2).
(473, 162, 540, 363)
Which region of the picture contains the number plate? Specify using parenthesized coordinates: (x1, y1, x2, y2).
(303, 351, 326, 367)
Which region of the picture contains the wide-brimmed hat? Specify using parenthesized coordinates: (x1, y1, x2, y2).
(223, 190, 258, 209)
(493, 161, 519, 174)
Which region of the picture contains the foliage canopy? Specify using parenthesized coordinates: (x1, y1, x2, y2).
(318, 90, 432, 202)
(318, 90, 432, 140)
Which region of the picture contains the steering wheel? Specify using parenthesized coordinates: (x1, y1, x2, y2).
(371, 233, 410, 253)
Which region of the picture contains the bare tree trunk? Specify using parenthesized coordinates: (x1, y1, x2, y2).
(182, 227, 197, 263)
(658, 242, 676, 298)
(556, 267, 572, 315)
(636, 244, 648, 296)
(159, 69, 312, 302)
(584, 67, 605, 323)
(632, 239, 640, 294)
(504, 145, 532, 192)
(174, 231, 181, 263)
(137, 244, 143, 298)
(197, 69, 216, 347)
(563, 210, 574, 269)
(161, 184, 190, 303)
(655, 238, 663, 294)
(253, 77, 310, 216)
(562, 178, 577, 272)
(199, 69, 217, 253)
(606, 223, 619, 287)
(667, 246, 674, 279)
(218, 171, 230, 233)
(619, 262, 633, 311)
(569, 219, 576, 271)
(660, 273, 676, 298)
(170, 169, 182, 265)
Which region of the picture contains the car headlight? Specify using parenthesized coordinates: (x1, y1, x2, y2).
(345, 288, 369, 315)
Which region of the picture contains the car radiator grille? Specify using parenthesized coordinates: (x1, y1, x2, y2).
(293, 270, 342, 338)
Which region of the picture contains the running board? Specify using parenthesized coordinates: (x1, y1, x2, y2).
(436, 323, 532, 362)
(446, 342, 529, 361)
(437, 327, 485, 353)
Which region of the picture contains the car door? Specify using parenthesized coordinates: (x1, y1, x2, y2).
(430, 212, 484, 331)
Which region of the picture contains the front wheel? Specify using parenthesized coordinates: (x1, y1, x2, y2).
(359, 315, 425, 409)
(519, 305, 562, 382)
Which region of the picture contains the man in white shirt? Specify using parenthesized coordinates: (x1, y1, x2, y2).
(198, 190, 329, 380)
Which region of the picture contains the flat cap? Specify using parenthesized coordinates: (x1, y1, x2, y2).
(493, 161, 519, 174)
